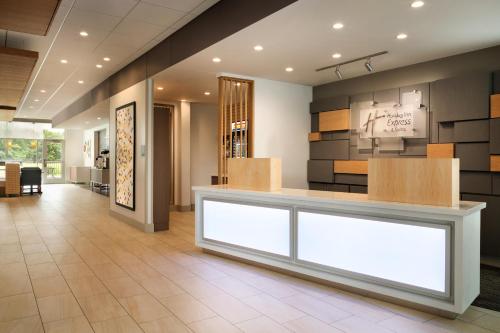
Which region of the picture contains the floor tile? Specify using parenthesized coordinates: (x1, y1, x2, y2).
(103, 277, 147, 298)
(90, 262, 128, 281)
(24, 252, 53, 266)
(0, 293, 38, 322)
(174, 277, 225, 299)
(37, 293, 83, 323)
(59, 262, 95, 279)
(284, 316, 345, 333)
(27, 262, 61, 280)
(66, 276, 108, 298)
(208, 276, 260, 299)
(160, 293, 216, 324)
(0, 315, 44, 333)
(78, 293, 127, 322)
(92, 315, 143, 333)
(119, 294, 171, 323)
(139, 276, 184, 298)
(241, 294, 305, 324)
(200, 293, 260, 324)
(236, 316, 290, 333)
(140, 315, 192, 333)
(189, 316, 242, 333)
(31, 275, 69, 298)
(282, 293, 351, 324)
(331, 316, 395, 333)
(44, 316, 94, 333)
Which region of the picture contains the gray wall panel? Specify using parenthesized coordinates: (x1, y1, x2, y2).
(493, 175, 500, 195)
(460, 172, 492, 194)
(309, 182, 327, 191)
(311, 113, 319, 132)
(310, 140, 349, 160)
(490, 118, 500, 154)
(322, 131, 350, 140)
(430, 110, 439, 143)
(455, 143, 490, 171)
(335, 174, 368, 186)
(350, 185, 368, 194)
(400, 138, 428, 156)
(462, 194, 500, 257)
(326, 184, 349, 192)
(494, 70, 500, 94)
(438, 122, 454, 143)
(349, 146, 372, 160)
(307, 160, 334, 183)
(454, 120, 489, 142)
(374, 88, 399, 104)
(310, 95, 349, 113)
(431, 72, 490, 122)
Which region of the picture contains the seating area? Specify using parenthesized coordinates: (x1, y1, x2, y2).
(0, 162, 42, 197)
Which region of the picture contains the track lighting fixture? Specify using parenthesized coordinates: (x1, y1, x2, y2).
(335, 65, 343, 80)
(365, 58, 374, 72)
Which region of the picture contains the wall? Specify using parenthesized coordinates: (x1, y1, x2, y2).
(83, 124, 109, 167)
(109, 80, 150, 228)
(190, 103, 218, 202)
(309, 45, 500, 257)
(63, 129, 83, 181)
(253, 77, 312, 189)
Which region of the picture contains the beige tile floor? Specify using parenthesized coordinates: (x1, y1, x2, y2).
(0, 184, 499, 333)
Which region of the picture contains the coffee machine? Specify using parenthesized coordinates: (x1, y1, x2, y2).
(95, 149, 109, 169)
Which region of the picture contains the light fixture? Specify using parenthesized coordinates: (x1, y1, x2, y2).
(204, 91, 211, 96)
(180, 99, 187, 102)
(97, 117, 101, 120)
(333, 22, 344, 30)
(285, 67, 294, 72)
(96, 64, 103, 68)
(60, 59, 68, 64)
(157, 86, 164, 91)
(335, 65, 343, 80)
(40, 89, 46, 93)
(254, 45, 263, 51)
(316, 51, 387, 73)
(79, 31, 88, 37)
(236, 82, 241, 86)
(365, 58, 374, 72)
(396, 33, 408, 40)
(103, 57, 110, 62)
(332, 53, 342, 59)
(212, 57, 221, 63)
(85, 121, 90, 124)
(78, 80, 84, 84)
(29, 106, 34, 109)
(34, 99, 39, 102)
(411, 0, 424, 8)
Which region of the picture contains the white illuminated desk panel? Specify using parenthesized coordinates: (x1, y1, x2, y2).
(193, 185, 486, 316)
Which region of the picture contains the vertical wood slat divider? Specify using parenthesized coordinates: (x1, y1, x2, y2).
(218, 76, 254, 184)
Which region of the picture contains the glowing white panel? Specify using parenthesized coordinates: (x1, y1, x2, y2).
(297, 211, 447, 293)
(203, 200, 290, 256)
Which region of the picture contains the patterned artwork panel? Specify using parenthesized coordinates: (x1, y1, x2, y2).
(115, 102, 135, 210)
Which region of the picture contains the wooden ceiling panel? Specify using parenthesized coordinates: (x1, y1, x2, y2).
(0, 0, 60, 36)
(0, 47, 39, 109)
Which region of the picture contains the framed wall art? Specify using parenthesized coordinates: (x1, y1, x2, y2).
(115, 101, 136, 211)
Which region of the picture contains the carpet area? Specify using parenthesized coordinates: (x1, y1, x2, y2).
(473, 265, 500, 312)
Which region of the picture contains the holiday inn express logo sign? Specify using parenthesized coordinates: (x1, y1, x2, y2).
(360, 104, 415, 138)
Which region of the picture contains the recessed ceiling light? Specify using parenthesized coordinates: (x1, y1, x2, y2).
(96, 64, 103, 68)
(333, 22, 344, 30)
(204, 91, 211, 96)
(60, 59, 68, 64)
(34, 99, 39, 102)
(157, 87, 164, 91)
(181, 99, 187, 102)
(40, 89, 46, 93)
(253, 45, 263, 51)
(79, 31, 88, 37)
(97, 117, 101, 120)
(396, 33, 408, 40)
(212, 57, 221, 63)
(332, 53, 342, 59)
(78, 80, 84, 84)
(85, 121, 90, 124)
(285, 67, 294, 72)
(411, 0, 424, 8)
(236, 82, 241, 86)
(103, 57, 110, 62)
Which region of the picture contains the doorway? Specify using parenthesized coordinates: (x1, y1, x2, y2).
(43, 140, 65, 184)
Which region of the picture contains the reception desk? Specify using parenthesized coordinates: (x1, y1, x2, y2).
(193, 185, 485, 316)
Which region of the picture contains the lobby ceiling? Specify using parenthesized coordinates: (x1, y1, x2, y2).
(153, 0, 500, 102)
(2, 0, 218, 120)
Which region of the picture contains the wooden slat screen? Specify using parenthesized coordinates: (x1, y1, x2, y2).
(218, 76, 254, 184)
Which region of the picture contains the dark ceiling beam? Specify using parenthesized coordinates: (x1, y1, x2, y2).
(52, 0, 297, 127)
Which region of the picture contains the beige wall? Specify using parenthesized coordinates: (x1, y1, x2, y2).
(190, 103, 218, 202)
(109, 80, 150, 226)
(64, 129, 84, 182)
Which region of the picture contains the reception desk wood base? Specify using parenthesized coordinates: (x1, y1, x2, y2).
(193, 185, 485, 317)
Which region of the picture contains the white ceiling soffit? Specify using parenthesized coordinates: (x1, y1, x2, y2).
(10, 0, 219, 120)
(54, 98, 109, 130)
(153, 0, 500, 103)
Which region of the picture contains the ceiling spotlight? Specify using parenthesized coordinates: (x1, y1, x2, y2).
(236, 82, 241, 86)
(365, 58, 374, 72)
(180, 99, 187, 102)
(204, 91, 211, 96)
(212, 57, 221, 63)
(396, 33, 408, 40)
(157, 87, 164, 91)
(253, 45, 263, 51)
(333, 22, 344, 30)
(285, 67, 294, 72)
(40, 89, 46, 93)
(96, 64, 103, 68)
(103, 57, 110, 62)
(78, 80, 84, 84)
(332, 53, 341, 59)
(97, 117, 101, 120)
(79, 31, 88, 37)
(335, 65, 343, 80)
(411, 0, 424, 8)
(60, 59, 68, 64)
(34, 99, 39, 102)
